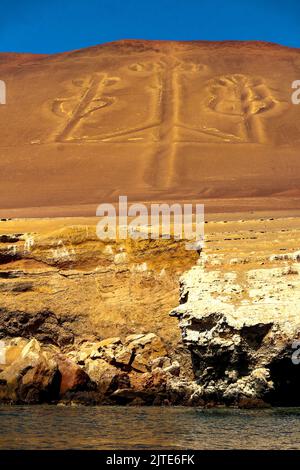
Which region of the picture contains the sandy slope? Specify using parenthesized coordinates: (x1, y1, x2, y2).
(0, 40, 300, 217)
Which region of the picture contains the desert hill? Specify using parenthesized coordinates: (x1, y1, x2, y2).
(0, 40, 300, 217)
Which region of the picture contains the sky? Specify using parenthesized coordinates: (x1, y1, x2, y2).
(0, 0, 300, 54)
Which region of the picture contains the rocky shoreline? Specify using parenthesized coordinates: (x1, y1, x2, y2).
(0, 334, 202, 406)
(1, 218, 300, 407)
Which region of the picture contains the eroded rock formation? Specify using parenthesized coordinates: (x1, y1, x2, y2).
(1, 217, 300, 406)
(0, 335, 197, 405)
(171, 249, 300, 406)
(0, 221, 198, 347)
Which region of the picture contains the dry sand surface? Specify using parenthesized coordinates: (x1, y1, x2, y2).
(0, 40, 300, 217)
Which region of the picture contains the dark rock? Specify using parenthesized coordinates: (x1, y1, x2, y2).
(56, 355, 94, 396)
(0, 309, 75, 347)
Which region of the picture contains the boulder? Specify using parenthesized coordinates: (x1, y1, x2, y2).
(56, 355, 93, 395)
(97, 337, 122, 348)
(84, 358, 118, 393)
(0, 338, 60, 403)
(164, 361, 180, 377)
(113, 348, 134, 368)
(126, 333, 167, 373)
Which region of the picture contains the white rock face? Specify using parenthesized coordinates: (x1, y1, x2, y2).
(170, 255, 300, 405)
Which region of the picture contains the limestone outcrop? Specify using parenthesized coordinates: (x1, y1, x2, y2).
(171, 251, 300, 406)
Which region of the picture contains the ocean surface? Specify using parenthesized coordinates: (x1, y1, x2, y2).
(0, 406, 300, 450)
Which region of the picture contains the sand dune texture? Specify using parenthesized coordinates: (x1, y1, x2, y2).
(0, 40, 300, 217)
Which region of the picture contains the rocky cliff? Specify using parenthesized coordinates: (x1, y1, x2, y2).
(1, 216, 300, 406)
(0, 218, 197, 404)
(171, 239, 300, 406)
